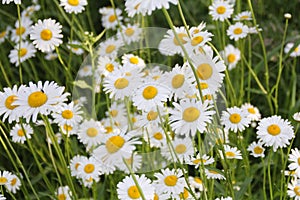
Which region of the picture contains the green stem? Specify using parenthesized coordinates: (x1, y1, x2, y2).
(0, 61, 11, 87)
(261, 157, 267, 200)
(17, 4, 22, 84)
(268, 151, 274, 200)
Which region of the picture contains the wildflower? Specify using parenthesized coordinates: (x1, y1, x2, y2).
(5, 174, 21, 194)
(284, 43, 300, 57)
(52, 102, 83, 127)
(2, 0, 21, 4)
(205, 169, 226, 180)
(56, 186, 72, 200)
(99, 7, 122, 30)
(188, 153, 215, 168)
(288, 148, 300, 177)
(219, 144, 243, 160)
(30, 18, 63, 52)
(0, 26, 10, 44)
(144, 124, 167, 148)
(117, 174, 155, 200)
(293, 112, 300, 122)
(60, 0, 87, 14)
(11, 17, 32, 42)
(0, 171, 13, 187)
(227, 22, 249, 41)
(9, 41, 36, 66)
(10, 123, 33, 144)
(220, 44, 241, 70)
(234, 11, 252, 21)
(76, 156, 102, 182)
(44, 51, 58, 60)
(247, 141, 265, 158)
(241, 103, 261, 121)
(98, 37, 123, 58)
(77, 119, 106, 149)
(121, 54, 146, 70)
(161, 137, 194, 163)
(209, 0, 234, 22)
(68, 40, 84, 55)
(70, 155, 86, 178)
(154, 168, 185, 197)
(117, 153, 142, 173)
(287, 179, 300, 199)
(256, 115, 294, 152)
(13, 81, 69, 122)
(221, 106, 251, 133)
(118, 24, 142, 44)
(132, 81, 170, 112)
(21, 4, 41, 18)
(169, 98, 215, 137)
(0, 194, 5, 200)
(97, 56, 120, 77)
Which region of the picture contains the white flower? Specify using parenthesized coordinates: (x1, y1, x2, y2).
(60, 0, 87, 14)
(227, 22, 249, 41)
(9, 41, 36, 66)
(221, 106, 251, 133)
(10, 123, 33, 144)
(219, 144, 243, 160)
(209, 0, 234, 22)
(288, 148, 300, 177)
(11, 17, 32, 42)
(247, 141, 265, 158)
(220, 44, 240, 70)
(287, 179, 300, 199)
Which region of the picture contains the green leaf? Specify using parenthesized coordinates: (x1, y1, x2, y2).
(73, 80, 92, 90)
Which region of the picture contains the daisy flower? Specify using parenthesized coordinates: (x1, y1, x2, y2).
(188, 176, 204, 191)
(30, 18, 63, 52)
(234, 11, 252, 21)
(125, 0, 145, 17)
(97, 56, 120, 77)
(13, 81, 69, 123)
(248, 25, 262, 34)
(77, 119, 106, 149)
(78, 65, 92, 77)
(99, 7, 123, 30)
(118, 24, 142, 44)
(135, 106, 167, 129)
(162, 64, 194, 100)
(92, 131, 141, 168)
(44, 51, 58, 60)
(0, 26, 10, 44)
(0, 171, 13, 187)
(69, 155, 86, 178)
(220, 44, 241, 70)
(287, 179, 300, 199)
(11, 17, 32, 42)
(0, 194, 4, 200)
(144, 124, 167, 148)
(158, 26, 189, 56)
(205, 169, 226, 180)
(247, 141, 265, 158)
(132, 81, 170, 112)
(60, 0, 87, 14)
(2, 0, 21, 4)
(284, 43, 300, 57)
(256, 115, 294, 152)
(0, 85, 26, 123)
(10, 123, 33, 144)
(56, 186, 72, 200)
(21, 4, 41, 18)
(154, 168, 185, 197)
(293, 112, 300, 122)
(52, 102, 83, 127)
(59, 123, 78, 136)
(241, 103, 261, 121)
(219, 144, 243, 160)
(76, 156, 102, 181)
(67, 40, 84, 55)
(169, 98, 215, 137)
(209, 0, 234, 22)
(288, 148, 300, 177)
(161, 137, 194, 163)
(105, 102, 128, 128)
(98, 37, 123, 58)
(190, 52, 226, 95)
(227, 22, 249, 41)
(188, 153, 215, 168)
(121, 54, 146, 70)
(221, 106, 251, 133)
(6, 174, 21, 194)
(117, 174, 155, 200)
(9, 41, 36, 66)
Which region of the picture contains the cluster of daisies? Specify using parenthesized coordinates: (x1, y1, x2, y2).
(0, 170, 21, 196)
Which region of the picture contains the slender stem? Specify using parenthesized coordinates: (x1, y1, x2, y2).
(268, 151, 274, 200)
(0, 61, 11, 87)
(17, 4, 22, 84)
(177, 0, 190, 37)
(262, 157, 267, 200)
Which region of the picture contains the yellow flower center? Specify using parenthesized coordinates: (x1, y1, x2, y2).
(129, 57, 139, 64)
(216, 6, 226, 14)
(229, 113, 241, 124)
(19, 48, 28, 57)
(241, 15, 249, 20)
(63, 124, 73, 131)
(147, 111, 158, 121)
(58, 194, 67, 200)
(28, 91, 48, 108)
(0, 177, 7, 184)
(173, 33, 188, 46)
(194, 177, 202, 184)
(75, 163, 80, 170)
(125, 28, 135, 36)
(172, 74, 185, 89)
(253, 146, 263, 154)
(203, 94, 212, 101)
(0, 31, 6, 38)
(227, 54, 236, 63)
(108, 15, 117, 23)
(267, 124, 281, 136)
(142, 86, 158, 100)
(127, 185, 140, 199)
(294, 47, 299, 52)
(200, 83, 208, 89)
(86, 127, 98, 137)
(191, 36, 204, 46)
(17, 129, 25, 137)
(83, 66, 90, 72)
(294, 186, 300, 196)
(105, 63, 114, 72)
(105, 126, 113, 133)
(84, 163, 95, 174)
(164, 175, 178, 186)
(298, 158, 300, 166)
(106, 135, 125, 153)
(179, 188, 189, 199)
(105, 45, 116, 54)
(110, 110, 118, 117)
(16, 27, 25, 36)
(114, 78, 129, 89)
(225, 151, 236, 157)
(233, 28, 243, 35)
(11, 178, 17, 186)
(5, 95, 18, 110)
(62, 110, 73, 119)
(248, 107, 256, 114)
(153, 193, 159, 200)
(40, 29, 53, 41)
(182, 107, 200, 122)
(175, 144, 187, 154)
(197, 63, 213, 80)
(67, 0, 79, 6)
(153, 132, 163, 140)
